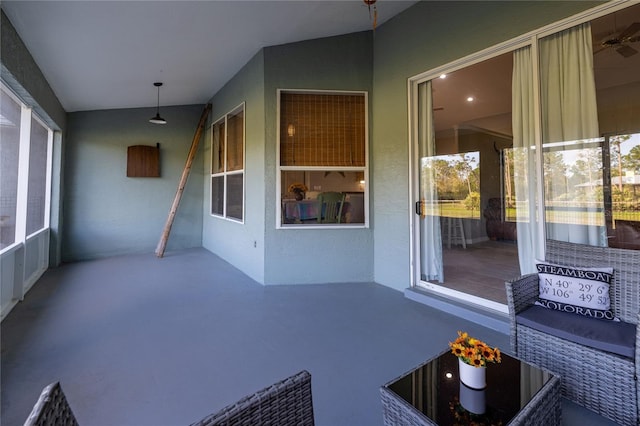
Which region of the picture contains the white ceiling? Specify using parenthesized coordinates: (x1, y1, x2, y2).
(1, 0, 418, 112)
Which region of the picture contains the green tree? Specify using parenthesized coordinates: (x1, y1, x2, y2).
(543, 151, 568, 201)
(611, 134, 631, 191)
(464, 191, 480, 215)
(623, 145, 640, 174)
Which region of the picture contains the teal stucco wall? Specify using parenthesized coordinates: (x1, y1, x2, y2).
(202, 50, 267, 284)
(371, 1, 602, 291)
(63, 105, 205, 261)
(203, 31, 375, 285)
(262, 31, 374, 285)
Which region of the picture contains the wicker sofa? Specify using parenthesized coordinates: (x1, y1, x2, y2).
(26, 372, 313, 426)
(505, 240, 640, 426)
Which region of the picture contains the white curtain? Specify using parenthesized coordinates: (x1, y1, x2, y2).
(539, 23, 599, 143)
(512, 46, 540, 275)
(539, 22, 605, 246)
(418, 81, 443, 282)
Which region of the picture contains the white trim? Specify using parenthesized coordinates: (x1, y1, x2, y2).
(279, 166, 366, 172)
(209, 102, 246, 224)
(44, 129, 54, 229)
(276, 89, 370, 230)
(26, 114, 53, 236)
(417, 281, 508, 314)
(362, 91, 370, 229)
(277, 88, 367, 96)
(408, 77, 419, 288)
(15, 105, 32, 244)
(0, 80, 24, 105)
(531, 37, 546, 261)
(22, 229, 49, 296)
(276, 89, 283, 230)
(280, 224, 366, 230)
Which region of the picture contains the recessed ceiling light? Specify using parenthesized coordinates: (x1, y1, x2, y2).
(439, 74, 447, 79)
(466, 96, 475, 102)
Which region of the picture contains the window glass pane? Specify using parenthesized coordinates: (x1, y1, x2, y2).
(280, 170, 365, 224)
(26, 119, 48, 235)
(591, 3, 640, 249)
(608, 133, 640, 249)
(211, 120, 225, 174)
(211, 176, 224, 216)
(227, 109, 243, 172)
(538, 5, 640, 248)
(210, 104, 244, 221)
(226, 173, 243, 220)
(280, 93, 365, 167)
(0, 88, 21, 249)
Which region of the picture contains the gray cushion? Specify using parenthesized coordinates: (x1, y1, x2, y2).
(516, 305, 635, 359)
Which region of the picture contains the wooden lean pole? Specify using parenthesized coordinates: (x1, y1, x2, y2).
(155, 103, 212, 258)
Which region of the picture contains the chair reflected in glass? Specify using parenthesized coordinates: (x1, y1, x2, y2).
(317, 192, 345, 223)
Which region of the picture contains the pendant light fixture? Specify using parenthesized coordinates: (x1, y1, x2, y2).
(149, 82, 167, 124)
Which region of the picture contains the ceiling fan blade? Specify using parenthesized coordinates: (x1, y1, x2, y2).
(615, 44, 638, 58)
(618, 22, 640, 41)
(593, 45, 607, 55)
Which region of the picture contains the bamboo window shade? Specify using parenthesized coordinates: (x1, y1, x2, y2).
(280, 93, 365, 167)
(212, 121, 225, 174)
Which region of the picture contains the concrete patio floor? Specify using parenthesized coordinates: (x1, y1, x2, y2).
(1, 248, 619, 425)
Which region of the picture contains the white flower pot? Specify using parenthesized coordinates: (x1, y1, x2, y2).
(458, 358, 486, 389)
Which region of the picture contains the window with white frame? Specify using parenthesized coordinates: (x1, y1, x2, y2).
(278, 90, 368, 227)
(210, 103, 244, 221)
(0, 82, 53, 252)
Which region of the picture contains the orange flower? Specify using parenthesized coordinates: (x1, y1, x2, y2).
(464, 347, 477, 360)
(450, 343, 465, 358)
(481, 347, 495, 362)
(448, 331, 501, 368)
(469, 354, 485, 367)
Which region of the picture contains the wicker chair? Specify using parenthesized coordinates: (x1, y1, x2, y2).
(189, 370, 314, 426)
(24, 382, 79, 426)
(505, 239, 640, 426)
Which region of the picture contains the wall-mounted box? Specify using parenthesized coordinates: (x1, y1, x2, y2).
(127, 144, 160, 177)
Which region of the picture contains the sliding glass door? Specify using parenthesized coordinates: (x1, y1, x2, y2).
(414, 52, 518, 310)
(411, 2, 640, 310)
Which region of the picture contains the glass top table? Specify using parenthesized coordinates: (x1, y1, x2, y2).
(380, 350, 561, 426)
